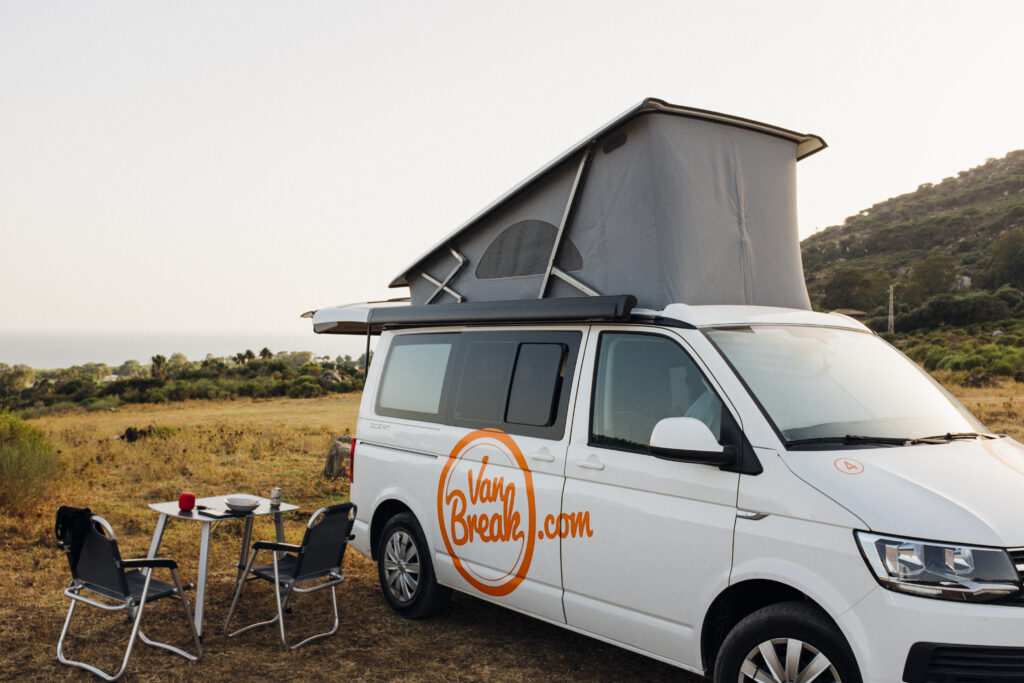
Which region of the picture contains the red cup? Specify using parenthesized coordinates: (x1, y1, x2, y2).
(178, 491, 196, 511)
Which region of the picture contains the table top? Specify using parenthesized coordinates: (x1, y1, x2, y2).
(149, 493, 299, 521)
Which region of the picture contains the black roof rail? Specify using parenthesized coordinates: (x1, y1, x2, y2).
(368, 295, 638, 331)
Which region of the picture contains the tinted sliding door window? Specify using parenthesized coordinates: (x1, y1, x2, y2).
(452, 331, 580, 439)
(376, 330, 580, 438)
(591, 332, 723, 452)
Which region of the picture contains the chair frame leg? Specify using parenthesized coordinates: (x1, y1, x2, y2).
(224, 550, 342, 650)
(57, 569, 202, 681)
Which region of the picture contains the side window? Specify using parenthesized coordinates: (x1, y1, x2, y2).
(591, 332, 723, 452)
(453, 340, 518, 423)
(451, 331, 580, 438)
(376, 334, 458, 421)
(376, 330, 580, 438)
(506, 343, 567, 427)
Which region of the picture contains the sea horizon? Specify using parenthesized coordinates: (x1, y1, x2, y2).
(0, 329, 369, 370)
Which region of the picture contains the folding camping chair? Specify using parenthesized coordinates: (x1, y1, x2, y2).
(224, 502, 356, 649)
(55, 509, 202, 681)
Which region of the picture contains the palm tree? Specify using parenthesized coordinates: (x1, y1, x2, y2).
(150, 355, 167, 382)
(259, 347, 272, 360)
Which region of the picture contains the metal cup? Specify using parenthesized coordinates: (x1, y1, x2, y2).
(269, 487, 282, 507)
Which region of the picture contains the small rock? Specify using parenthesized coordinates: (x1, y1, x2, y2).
(323, 436, 352, 478)
(318, 369, 344, 389)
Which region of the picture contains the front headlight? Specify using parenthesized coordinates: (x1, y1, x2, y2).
(855, 531, 1020, 602)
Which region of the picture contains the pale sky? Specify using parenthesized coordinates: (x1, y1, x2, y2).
(3, 1, 1024, 337)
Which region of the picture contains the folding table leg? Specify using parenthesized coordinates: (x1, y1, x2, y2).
(146, 514, 168, 559)
(194, 521, 212, 639)
(236, 517, 254, 584)
(274, 511, 285, 542)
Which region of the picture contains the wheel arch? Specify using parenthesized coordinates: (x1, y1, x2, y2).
(369, 498, 415, 561)
(700, 579, 835, 675)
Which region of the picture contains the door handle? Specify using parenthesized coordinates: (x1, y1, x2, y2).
(529, 451, 555, 462)
(575, 456, 605, 471)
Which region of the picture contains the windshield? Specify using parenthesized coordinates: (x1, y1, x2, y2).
(704, 325, 986, 444)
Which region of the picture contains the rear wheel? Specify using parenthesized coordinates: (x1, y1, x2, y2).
(714, 602, 860, 683)
(377, 512, 450, 619)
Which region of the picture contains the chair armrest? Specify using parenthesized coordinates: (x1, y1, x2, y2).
(253, 541, 302, 553)
(121, 557, 178, 570)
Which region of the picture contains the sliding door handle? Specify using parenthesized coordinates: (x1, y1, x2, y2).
(575, 455, 605, 471)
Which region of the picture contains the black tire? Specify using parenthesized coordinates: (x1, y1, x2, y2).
(376, 512, 451, 619)
(714, 601, 861, 683)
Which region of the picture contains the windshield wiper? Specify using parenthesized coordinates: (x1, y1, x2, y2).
(909, 432, 996, 444)
(787, 434, 913, 448)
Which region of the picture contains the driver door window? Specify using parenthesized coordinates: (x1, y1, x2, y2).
(590, 332, 723, 452)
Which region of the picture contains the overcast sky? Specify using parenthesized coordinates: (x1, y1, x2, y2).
(3, 0, 1024, 336)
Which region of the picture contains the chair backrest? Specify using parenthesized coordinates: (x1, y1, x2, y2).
(60, 514, 130, 600)
(292, 503, 356, 581)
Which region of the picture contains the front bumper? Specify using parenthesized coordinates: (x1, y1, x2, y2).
(838, 587, 1024, 682)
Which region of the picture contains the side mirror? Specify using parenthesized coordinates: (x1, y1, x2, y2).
(649, 417, 737, 466)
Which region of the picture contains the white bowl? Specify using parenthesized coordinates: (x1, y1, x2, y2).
(225, 496, 259, 513)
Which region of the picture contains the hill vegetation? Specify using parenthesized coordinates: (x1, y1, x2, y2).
(801, 148, 1024, 377)
(0, 348, 370, 417)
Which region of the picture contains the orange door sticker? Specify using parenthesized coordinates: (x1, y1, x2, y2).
(833, 457, 865, 475)
(437, 429, 592, 597)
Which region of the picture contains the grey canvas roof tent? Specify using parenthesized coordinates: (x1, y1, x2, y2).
(393, 98, 824, 308)
(309, 98, 825, 334)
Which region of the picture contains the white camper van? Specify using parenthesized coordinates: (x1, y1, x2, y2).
(308, 101, 1024, 681)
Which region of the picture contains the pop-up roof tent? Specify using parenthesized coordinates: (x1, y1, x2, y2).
(310, 98, 825, 334)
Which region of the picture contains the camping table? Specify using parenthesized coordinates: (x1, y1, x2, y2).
(146, 494, 299, 639)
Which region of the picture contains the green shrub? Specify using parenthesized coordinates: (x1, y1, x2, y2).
(84, 395, 121, 412)
(151, 424, 179, 438)
(0, 412, 58, 511)
(287, 376, 324, 398)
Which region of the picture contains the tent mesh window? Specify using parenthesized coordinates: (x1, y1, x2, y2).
(474, 220, 583, 280)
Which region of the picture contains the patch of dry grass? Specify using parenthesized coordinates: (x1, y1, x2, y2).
(933, 373, 1024, 440)
(1, 394, 686, 682)
(5, 380, 1020, 681)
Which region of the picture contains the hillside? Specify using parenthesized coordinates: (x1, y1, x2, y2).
(801, 149, 1024, 320)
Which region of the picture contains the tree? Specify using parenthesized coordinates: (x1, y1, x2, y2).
(167, 352, 191, 378)
(910, 248, 958, 299)
(0, 364, 34, 395)
(150, 355, 167, 382)
(981, 227, 1024, 289)
(244, 349, 256, 362)
(259, 347, 272, 360)
(117, 359, 144, 378)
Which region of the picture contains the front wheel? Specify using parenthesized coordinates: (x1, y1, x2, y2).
(714, 602, 861, 683)
(377, 512, 451, 619)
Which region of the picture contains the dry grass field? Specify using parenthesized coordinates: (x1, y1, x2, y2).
(2, 378, 1020, 682)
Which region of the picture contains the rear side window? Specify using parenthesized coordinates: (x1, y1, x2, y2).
(506, 344, 566, 426)
(454, 341, 518, 422)
(375, 330, 580, 439)
(376, 334, 457, 420)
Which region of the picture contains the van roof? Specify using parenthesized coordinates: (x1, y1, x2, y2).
(307, 298, 869, 335)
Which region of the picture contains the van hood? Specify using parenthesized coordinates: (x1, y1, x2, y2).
(782, 437, 1024, 548)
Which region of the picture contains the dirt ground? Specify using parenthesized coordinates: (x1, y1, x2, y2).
(3, 378, 1020, 681)
(1, 396, 694, 682)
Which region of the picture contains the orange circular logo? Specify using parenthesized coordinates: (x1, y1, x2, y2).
(437, 429, 536, 596)
(833, 457, 865, 475)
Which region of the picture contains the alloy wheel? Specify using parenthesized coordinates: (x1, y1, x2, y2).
(383, 529, 421, 603)
(739, 638, 840, 683)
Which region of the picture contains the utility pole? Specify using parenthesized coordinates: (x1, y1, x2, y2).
(888, 284, 895, 335)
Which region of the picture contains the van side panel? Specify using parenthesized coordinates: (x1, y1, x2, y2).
(355, 326, 587, 625)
